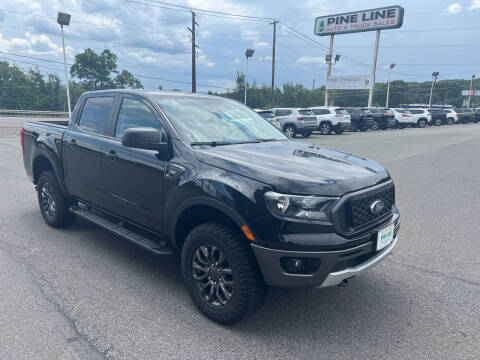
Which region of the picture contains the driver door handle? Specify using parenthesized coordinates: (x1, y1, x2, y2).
(105, 149, 117, 161)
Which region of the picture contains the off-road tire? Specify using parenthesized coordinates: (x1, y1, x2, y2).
(181, 222, 267, 325)
(37, 170, 76, 228)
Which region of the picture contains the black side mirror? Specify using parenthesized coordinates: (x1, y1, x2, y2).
(122, 127, 168, 154)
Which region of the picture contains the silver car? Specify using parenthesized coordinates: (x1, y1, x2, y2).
(254, 109, 281, 130)
(270, 108, 317, 138)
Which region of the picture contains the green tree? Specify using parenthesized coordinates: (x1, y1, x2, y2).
(70, 48, 142, 90)
(115, 70, 143, 89)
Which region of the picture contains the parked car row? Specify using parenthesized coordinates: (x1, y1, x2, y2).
(255, 107, 480, 137)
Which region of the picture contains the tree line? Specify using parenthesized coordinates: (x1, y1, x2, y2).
(213, 71, 478, 109)
(0, 48, 477, 111)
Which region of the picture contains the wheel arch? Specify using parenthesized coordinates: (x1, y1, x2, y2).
(170, 197, 252, 250)
(32, 150, 68, 195)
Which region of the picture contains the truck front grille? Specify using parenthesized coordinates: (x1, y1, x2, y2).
(334, 183, 394, 235)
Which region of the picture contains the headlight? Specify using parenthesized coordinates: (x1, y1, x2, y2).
(264, 191, 339, 222)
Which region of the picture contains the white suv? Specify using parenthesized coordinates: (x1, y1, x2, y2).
(406, 109, 432, 128)
(309, 106, 352, 135)
(444, 109, 459, 124)
(391, 108, 415, 128)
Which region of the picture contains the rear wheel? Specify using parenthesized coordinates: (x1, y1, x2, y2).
(181, 223, 267, 325)
(417, 118, 427, 128)
(434, 118, 442, 126)
(301, 131, 312, 138)
(319, 122, 332, 135)
(447, 118, 455, 125)
(371, 120, 380, 130)
(37, 171, 76, 228)
(334, 129, 344, 134)
(284, 125, 296, 138)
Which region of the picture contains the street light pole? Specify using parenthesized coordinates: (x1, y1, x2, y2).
(429, 72, 439, 108)
(244, 48, 254, 105)
(386, 63, 395, 108)
(467, 74, 475, 108)
(57, 12, 71, 118)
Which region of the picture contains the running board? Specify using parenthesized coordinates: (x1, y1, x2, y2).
(69, 205, 175, 256)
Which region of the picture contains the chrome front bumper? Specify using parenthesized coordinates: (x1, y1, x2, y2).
(318, 236, 398, 288)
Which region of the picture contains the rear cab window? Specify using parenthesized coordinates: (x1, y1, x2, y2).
(78, 96, 115, 135)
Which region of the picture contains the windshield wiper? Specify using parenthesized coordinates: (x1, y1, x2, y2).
(256, 138, 278, 142)
(190, 141, 233, 147)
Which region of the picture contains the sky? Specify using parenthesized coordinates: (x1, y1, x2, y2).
(0, 0, 480, 93)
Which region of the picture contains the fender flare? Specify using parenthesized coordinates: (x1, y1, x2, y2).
(32, 148, 69, 196)
(169, 195, 250, 247)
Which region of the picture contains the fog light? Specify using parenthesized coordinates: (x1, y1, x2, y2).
(281, 257, 306, 274)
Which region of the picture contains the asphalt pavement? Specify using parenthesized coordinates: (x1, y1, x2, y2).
(0, 121, 479, 359)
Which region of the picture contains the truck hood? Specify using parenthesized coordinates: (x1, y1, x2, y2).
(194, 140, 389, 196)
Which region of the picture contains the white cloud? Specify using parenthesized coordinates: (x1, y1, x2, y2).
(240, 29, 269, 49)
(296, 56, 324, 65)
(469, 0, 480, 9)
(446, 3, 462, 13)
(0, 32, 72, 57)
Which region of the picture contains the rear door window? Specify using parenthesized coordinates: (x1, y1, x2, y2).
(276, 110, 292, 116)
(78, 96, 115, 135)
(312, 109, 330, 115)
(298, 110, 313, 115)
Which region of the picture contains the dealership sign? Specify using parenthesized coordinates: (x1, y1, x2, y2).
(314, 6, 404, 36)
(462, 90, 480, 96)
(326, 75, 373, 90)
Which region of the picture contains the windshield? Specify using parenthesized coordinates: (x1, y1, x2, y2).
(153, 95, 286, 144)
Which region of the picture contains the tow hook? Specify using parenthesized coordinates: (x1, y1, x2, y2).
(337, 278, 352, 287)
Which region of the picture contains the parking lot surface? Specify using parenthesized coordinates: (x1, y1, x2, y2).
(0, 122, 479, 359)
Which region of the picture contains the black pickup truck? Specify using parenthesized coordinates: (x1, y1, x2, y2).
(21, 90, 400, 324)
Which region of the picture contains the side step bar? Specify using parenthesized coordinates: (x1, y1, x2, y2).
(69, 205, 175, 256)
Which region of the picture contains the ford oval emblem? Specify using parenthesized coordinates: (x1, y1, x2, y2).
(370, 200, 385, 215)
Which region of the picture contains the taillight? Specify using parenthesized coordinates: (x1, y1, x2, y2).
(20, 128, 25, 157)
(402, 114, 408, 117)
(384, 112, 389, 116)
(335, 114, 341, 117)
(297, 116, 305, 120)
(360, 114, 365, 117)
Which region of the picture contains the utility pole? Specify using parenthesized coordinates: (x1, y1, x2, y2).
(386, 63, 395, 108)
(324, 34, 334, 106)
(368, 30, 381, 107)
(467, 74, 475, 107)
(312, 79, 316, 103)
(187, 11, 198, 93)
(429, 72, 439, 108)
(270, 20, 278, 107)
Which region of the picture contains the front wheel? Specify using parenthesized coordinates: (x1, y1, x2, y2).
(371, 120, 380, 130)
(37, 171, 76, 228)
(181, 223, 267, 325)
(447, 118, 455, 125)
(301, 131, 312, 138)
(434, 118, 442, 126)
(334, 129, 344, 134)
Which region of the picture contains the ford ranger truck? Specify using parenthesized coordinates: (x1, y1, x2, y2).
(21, 90, 400, 325)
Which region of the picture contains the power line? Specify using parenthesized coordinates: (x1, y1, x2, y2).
(0, 51, 231, 90)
